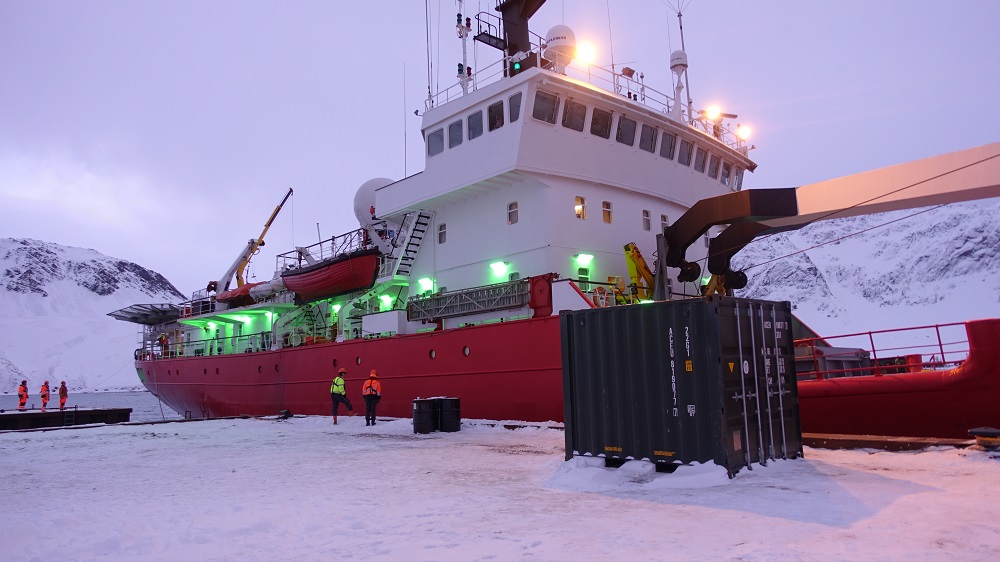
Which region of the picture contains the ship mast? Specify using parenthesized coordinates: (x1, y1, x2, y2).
(456, 0, 472, 94)
(674, 5, 695, 125)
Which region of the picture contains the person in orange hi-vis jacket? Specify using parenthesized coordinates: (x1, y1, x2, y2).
(362, 370, 382, 426)
(17, 380, 28, 411)
(59, 381, 69, 410)
(39, 381, 51, 412)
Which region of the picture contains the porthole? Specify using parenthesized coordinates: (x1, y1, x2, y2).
(356, 356, 362, 365)
(257, 366, 262, 373)
(203, 369, 207, 375)
(168, 370, 172, 375)
(463, 346, 470, 357)
(332, 358, 339, 367)
(272, 365, 277, 373)
(216, 368, 220, 374)
(429, 349, 437, 359)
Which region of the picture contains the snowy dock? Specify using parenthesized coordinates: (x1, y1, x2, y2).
(0, 407, 131, 431)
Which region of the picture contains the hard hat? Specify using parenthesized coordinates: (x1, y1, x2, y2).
(61, 381, 66, 384)
(44, 380, 49, 385)
(370, 370, 378, 378)
(338, 368, 347, 374)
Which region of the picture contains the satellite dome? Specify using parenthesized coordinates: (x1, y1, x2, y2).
(353, 177, 393, 226)
(670, 50, 688, 74)
(544, 25, 576, 72)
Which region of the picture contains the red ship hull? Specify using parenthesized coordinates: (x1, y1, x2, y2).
(797, 318, 1000, 439)
(138, 315, 564, 422)
(137, 316, 1000, 437)
(280, 249, 381, 302)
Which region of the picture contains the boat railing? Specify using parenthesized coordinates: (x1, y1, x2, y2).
(138, 321, 338, 360)
(275, 222, 389, 272)
(794, 322, 970, 381)
(426, 19, 749, 152)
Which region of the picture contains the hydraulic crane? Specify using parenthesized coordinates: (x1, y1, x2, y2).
(208, 188, 294, 294)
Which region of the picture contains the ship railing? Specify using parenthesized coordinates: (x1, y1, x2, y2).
(407, 278, 531, 321)
(426, 19, 749, 153)
(794, 322, 970, 381)
(275, 222, 390, 272)
(139, 326, 337, 360)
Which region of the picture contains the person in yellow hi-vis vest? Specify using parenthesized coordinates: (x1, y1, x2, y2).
(362, 370, 382, 427)
(329, 368, 353, 424)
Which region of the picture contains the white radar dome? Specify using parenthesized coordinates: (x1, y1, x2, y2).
(544, 25, 576, 72)
(670, 50, 688, 74)
(353, 177, 394, 226)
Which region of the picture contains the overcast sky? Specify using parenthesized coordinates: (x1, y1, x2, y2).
(2, 0, 998, 296)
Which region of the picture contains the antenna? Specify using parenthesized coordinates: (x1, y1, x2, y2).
(403, 62, 408, 177)
(676, 6, 694, 125)
(605, 0, 616, 74)
(424, 0, 434, 108)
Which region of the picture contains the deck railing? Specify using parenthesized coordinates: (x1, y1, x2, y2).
(794, 322, 970, 381)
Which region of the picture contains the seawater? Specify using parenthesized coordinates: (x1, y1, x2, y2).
(0, 391, 182, 423)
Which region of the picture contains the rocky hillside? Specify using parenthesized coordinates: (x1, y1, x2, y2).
(0, 238, 183, 392)
(732, 198, 1000, 336)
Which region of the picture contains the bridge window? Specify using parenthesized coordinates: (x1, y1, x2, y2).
(509, 92, 522, 122)
(721, 162, 732, 187)
(735, 168, 744, 190)
(488, 101, 505, 131)
(660, 132, 677, 160)
(427, 128, 444, 156)
(507, 201, 519, 224)
(468, 110, 484, 140)
(591, 108, 612, 138)
(661, 214, 669, 230)
(602, 201, 613, 223)
(438, 223, 447, 244)
(642, 210, 651, 231)
(678, 139, 694, 166)
(708, 154, 721, 179)
(577, 268, 591, 291)
(639, 124, 657, 153)
(616, 116, 636, 146)
(574, 196, 587, 219)
(694, 146, 707, 172)
(509, 272, 520, 282)
(532, 90, 559, 124)
(562, 99, 586, 132)
(448, 120, 463, 148)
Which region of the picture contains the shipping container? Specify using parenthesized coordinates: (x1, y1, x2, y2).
(560, 296, 803, 477)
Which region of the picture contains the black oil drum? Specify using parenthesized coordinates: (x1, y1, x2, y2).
(412, 399, 437, 434)
(439, 397, 461, 432)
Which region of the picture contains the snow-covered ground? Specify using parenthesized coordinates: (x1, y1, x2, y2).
(2, 416, 999, 561)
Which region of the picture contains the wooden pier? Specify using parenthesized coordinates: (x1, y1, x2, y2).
(0, 407, 132, 431)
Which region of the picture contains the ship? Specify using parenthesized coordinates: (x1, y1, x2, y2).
(110, 0, 1000, 438)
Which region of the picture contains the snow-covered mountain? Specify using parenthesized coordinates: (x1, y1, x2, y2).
(0, 238, 183, 394)
(732, 198, 1000, 336)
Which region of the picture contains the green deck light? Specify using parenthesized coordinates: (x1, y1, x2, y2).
(417, 277, 434, 292)
(575, 253, 594, 266)
(264, 311, 273, 319)
(490, 261, 509, 276)
(380, 295, 393, 310)
(332, 304, 342, 314)
(207, 322, 216, 330)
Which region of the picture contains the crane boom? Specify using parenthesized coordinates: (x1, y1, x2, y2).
(213, 188, 294, 293)
(656, 140, 1000, 294)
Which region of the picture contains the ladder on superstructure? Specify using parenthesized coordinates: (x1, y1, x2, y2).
(379, 210, 434, 280)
